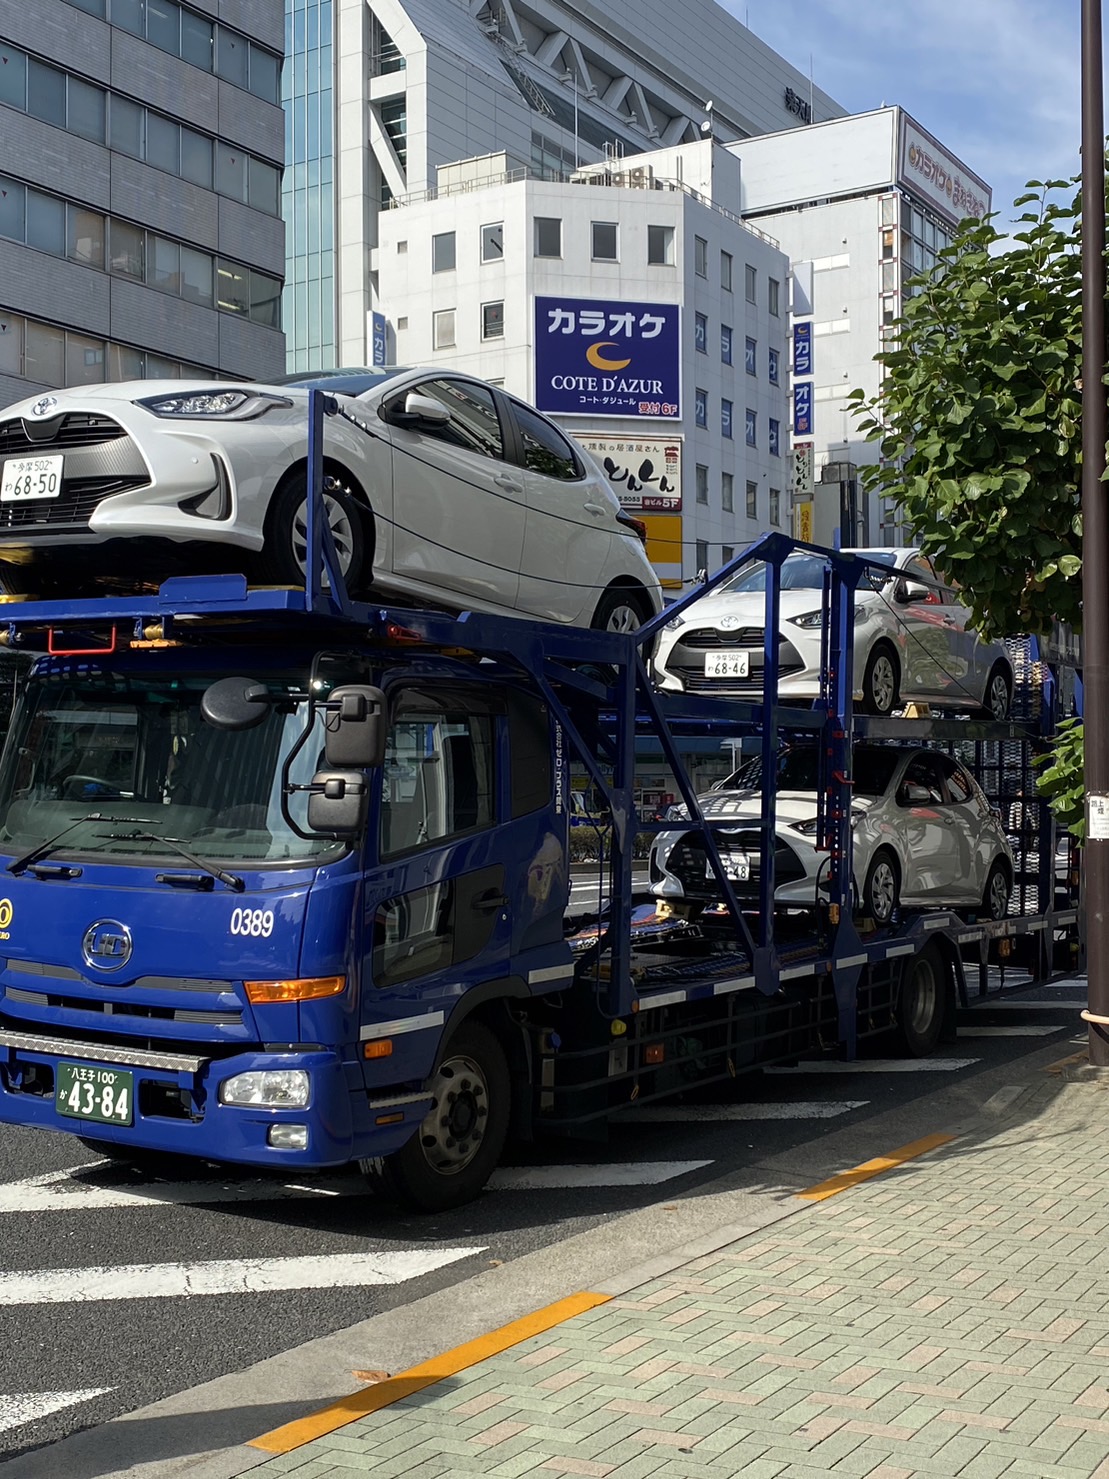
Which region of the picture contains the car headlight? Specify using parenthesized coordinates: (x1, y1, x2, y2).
(664, 614, 685, 631)
(787, 607, 871, 629)
(792, 818, 820, 835)
(219, 1069, 310, 1108)
(136, 390, 292, 420)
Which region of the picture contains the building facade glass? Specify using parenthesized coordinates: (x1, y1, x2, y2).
(283, 0, 335, 369)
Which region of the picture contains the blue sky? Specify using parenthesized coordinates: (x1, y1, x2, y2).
(726, 0, 1084, 229)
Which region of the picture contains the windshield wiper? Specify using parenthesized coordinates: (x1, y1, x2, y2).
(101, 830, 244, 893)
(7, 814, 154, 877)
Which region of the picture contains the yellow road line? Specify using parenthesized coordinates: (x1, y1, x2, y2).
(248, 1289, 611, 1454)
(796, 1132, 957, 1202)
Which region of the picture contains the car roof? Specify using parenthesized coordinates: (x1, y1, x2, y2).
(274, 367, 416, 395)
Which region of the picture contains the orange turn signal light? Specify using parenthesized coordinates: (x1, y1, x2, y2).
(244, 975, 346, 1004)
(363, 1039, 394, 1059)
(644, 1043, 665, 1065)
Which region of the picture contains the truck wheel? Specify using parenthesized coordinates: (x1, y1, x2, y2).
(362, 1021, 510, 1213)
(860, 642, 900, 716)
(894, 944, 945, 1057)
(261, 469, 367, 592)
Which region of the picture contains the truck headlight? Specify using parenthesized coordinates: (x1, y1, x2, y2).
(219, 1069, 310, 1107)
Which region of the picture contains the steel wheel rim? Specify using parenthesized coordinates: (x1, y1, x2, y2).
(909, 959, 937, 1034)
(292, 493, 356, 575)
(870, 654, 895, 713)
(870, 858, 896, 920)
(988, 675, 1009, 720)
(989, 868, 1009, 918)
(416, 1052, 490, 1177)
(606, 603, 641, 634)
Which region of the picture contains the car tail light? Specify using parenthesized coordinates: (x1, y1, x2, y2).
(617, 512, 649, 544)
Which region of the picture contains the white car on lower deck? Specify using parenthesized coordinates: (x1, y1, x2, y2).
(652, 547, 1013, 717)
(650, 744, 1015, 925)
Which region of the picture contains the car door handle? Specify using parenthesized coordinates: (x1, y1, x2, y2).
(494, 474, 523, 491)
(583, 502, 607, 517)
(941, 615, 957, 626)
(471, 888, 508, 913)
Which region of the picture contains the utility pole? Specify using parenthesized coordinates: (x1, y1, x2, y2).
(1080, 0, 1109, 1064)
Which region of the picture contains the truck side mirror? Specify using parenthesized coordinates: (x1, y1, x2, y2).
(307, 770, 369, 835)
(201, 676, 272, 730)
(323, 685, 387, 768)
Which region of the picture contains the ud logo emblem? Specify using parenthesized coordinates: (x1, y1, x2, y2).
(82, 921, 133, 972)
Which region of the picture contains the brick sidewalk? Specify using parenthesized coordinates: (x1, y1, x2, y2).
(245, 1077, 1109, 1479)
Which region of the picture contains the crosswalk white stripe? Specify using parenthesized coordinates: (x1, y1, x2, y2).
(765, 1058, 980, 1074)
(0, 1390, 112, 1434)
(615, 1101, 869, 1122)
(957, 1025, 1065, 1037)
(0, 1249, 486, 1306)
(489, 1160, 712, 1189)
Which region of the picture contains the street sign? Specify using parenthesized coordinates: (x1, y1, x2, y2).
(793, 321, 813, 375)
(790, 441, 814, 498)
(794, 499, 813, 542)
(371, 312, 386, 367)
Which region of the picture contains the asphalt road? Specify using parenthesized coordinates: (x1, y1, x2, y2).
(0, 974, 1087, 1469)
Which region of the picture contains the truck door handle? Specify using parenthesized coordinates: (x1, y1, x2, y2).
(472, 888, 508, 913)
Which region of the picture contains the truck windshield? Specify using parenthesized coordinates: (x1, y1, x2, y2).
(0, 670, 341, 865)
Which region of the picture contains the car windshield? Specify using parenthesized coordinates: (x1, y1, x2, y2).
(720, 551, 898, 596)
(720, 745, 900, 797)
(0, 669, 341, 865)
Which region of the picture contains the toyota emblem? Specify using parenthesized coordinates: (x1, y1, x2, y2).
(717, 614, 743, 631)
(29, 396, 58, 418)
(82, 920, 133, 972)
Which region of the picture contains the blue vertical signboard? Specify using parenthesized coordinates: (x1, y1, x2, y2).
(371, 312, 386, 367)
(534, 297, 680, 418)
(793, 380, 813, 437)
(793, 321, 812, 375)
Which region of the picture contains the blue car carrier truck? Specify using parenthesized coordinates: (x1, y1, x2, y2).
(0, 394, 1079, 1211)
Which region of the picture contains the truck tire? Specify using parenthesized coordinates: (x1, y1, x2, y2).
(894, 944, 945, 1057)
(362, 1021, 511, 1213)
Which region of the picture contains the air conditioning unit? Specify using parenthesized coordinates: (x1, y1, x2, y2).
(627, 164, 653, 188)
(607, 171, 626, 187)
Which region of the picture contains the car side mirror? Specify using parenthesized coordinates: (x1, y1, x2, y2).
(201, 676, 273, 731)
(403, 392, 450, 425)
(307, 769, 369, 835)
(896, 579, 931, 604)
(901, 782, 932, 805)
(323, 685, 387, 769)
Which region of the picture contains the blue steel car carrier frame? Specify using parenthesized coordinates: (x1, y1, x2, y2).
(0, 391, 1080, 1210)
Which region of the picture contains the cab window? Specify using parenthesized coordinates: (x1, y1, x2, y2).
(380, 699, 496, 857)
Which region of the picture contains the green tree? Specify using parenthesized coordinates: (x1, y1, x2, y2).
(850, 178, 1084, 641)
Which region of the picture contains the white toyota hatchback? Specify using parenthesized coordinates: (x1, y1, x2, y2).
(653, 548, 1013, 717)
(650, 743, 1015, 925)
(0, 369, 662, 629)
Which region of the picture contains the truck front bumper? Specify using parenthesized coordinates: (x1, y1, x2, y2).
(0, 1028, 424, 1168)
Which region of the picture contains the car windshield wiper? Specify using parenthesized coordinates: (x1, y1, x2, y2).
(6, 813, 154, 876)
(100, 830, 244, 893)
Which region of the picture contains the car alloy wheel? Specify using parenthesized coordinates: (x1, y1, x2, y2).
(863, 849, 899, 924)
(983, 862, 1011, 921)
(861, 644, 899, 716)
(982, 666, 1011, 722)
(291, 492, 357, 577)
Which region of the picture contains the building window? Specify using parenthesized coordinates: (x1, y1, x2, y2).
(745, 336, 757, 376)
(721, 324, 733, 365)
(694, 235, 708, 277)
(721, 250, 733, 292)
(591, 221, 618, 261)
(482, 300, 504, 339)
(695, 464, 709, 505)
(694, 312, 707, 353)
(535, 216, 562, 257)
(769, 277, 781, 316)
(481, 222, 503, 261)
(746, 479, 758, 518)
(0, 308, 216, 387)
(745, 408, 756, 447)
(722, 544, 734, 564)
(770, 487, 781, 526)
(432, 231, 455, 272)
(695, 538, 709, 574)
(721, 399, 733, 439)
(769, 418, 781, 456)
(745, 263, 757, 303)
(433, 308, 455, 349)
(722, 472, 734, 512)
(695, 388, 707, 428)
(768, 346, 780, 385)
(648, 224, 674, 264)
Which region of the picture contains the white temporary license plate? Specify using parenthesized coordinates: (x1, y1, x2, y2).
(1, 454, 63, 502)
(706, 852, 750, 881)
(703, 649, 750, 678)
